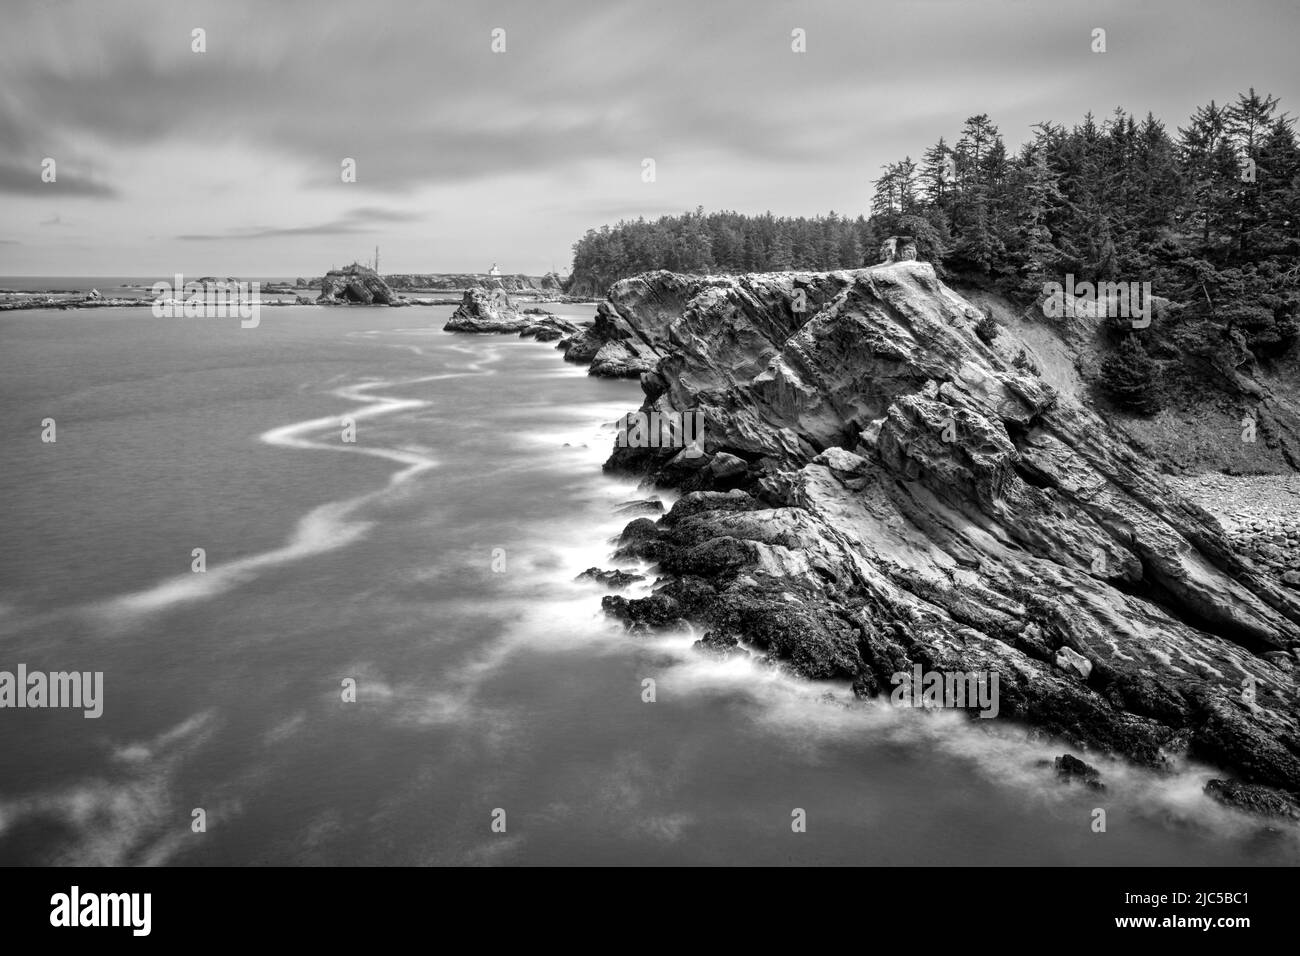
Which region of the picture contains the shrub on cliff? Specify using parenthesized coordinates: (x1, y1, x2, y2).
(974, 310, 1000, 344)
(1100, 335, 1166, 415)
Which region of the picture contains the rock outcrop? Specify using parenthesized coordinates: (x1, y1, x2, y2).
(560, 271, 698, 377)
(589, 260, 1300, 806)
(880, 236, 918, 264)
(316, 264, 404, 306)
(443, 288, 579, 341)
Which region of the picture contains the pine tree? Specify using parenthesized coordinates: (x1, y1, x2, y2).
(1226, 88, 1286, 258)
(1100, 335, 1165, 414)
(895, 157, 920, 213)
(1178, 101, 1237, 251)
(921, 137, 954, 209)
(871, 164, 901, 219)
(1008, 146, 1064, 293)
(770, 226, 794, 270)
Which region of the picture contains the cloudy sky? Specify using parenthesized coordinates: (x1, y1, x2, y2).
(1, 0, 1296, 277)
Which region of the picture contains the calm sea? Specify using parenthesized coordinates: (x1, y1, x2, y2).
(0, 298, 1295, 864)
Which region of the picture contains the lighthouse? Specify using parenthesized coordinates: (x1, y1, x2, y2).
(488, 263, 501, 277)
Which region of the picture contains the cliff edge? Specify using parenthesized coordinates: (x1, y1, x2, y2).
(598, 260, 1300, 804)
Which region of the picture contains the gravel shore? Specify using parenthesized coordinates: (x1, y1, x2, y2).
(1169, 473, 1300, 583)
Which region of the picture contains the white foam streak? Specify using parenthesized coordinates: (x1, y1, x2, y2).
(94, 347, 505, 623)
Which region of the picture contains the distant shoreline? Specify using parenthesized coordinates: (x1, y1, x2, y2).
(0, 274, 598, 311)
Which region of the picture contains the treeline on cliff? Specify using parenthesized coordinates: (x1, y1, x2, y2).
(568, 207, 873, 294)
(873, 90, 1299, 414)
(568, 89, 1300, 414)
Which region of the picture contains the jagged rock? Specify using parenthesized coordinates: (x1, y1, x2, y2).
(562, 272, 699, 377)
(521, 320, 577, 342)
(584, 260, 1300, 801)
(614, 498, 665, 517)
(317, 263, 404, 306)
(601, 593, 688, 633)
(611, 517, 663, 560)
(1054, 753, 1106, 790)
(576, 567, 645, 589)
(708, 452, 748, 481)
(444, 289, 527, 332)
(1204, 778, 1300, 819)
(693, 629, 747, 660)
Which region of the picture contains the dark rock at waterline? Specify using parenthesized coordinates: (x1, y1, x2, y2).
(693, 628, 747, 661)
(660, 489, 763, 525)
(1188, 692, 1300, 792)
(601, 593, 688, 634)
(576, 567, 645, 589)
(852, 671, 881, 699)
(611, 517, 663, 560)
(1204, 778, 1300, 820)
(522, 324, 567, 342)
(1054, 754, 1106, 791)
(614, 498, 665, 517)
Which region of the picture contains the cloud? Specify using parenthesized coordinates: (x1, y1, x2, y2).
(0, 0, 1296, 272)
(177, 205, 424, 240)
(0, 161, 117, 198)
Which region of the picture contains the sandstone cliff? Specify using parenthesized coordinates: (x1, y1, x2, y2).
(596, 261, 1300, 804)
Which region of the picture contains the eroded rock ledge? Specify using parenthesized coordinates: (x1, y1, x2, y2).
(591, 261, 1300, 805)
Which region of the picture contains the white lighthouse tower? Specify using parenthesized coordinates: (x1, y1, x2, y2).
(488, 262, 501, 277)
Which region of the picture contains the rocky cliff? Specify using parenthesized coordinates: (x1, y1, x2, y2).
(594, 260, 1300, 807)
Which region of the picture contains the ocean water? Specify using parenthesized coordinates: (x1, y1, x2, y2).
(0, 276, 304, 292)
(0, 303, 1296, 866)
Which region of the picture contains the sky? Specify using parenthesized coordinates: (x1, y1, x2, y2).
(1, 0, 1297, 277)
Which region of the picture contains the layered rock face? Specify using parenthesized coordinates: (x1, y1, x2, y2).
(598, 260, 1300, 801)
(316, 264, 404, 306)
(560, 271, 700, 377)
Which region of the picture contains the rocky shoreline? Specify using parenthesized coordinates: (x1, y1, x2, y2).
(443, 260, 1300, 822)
